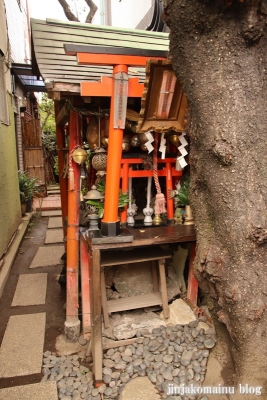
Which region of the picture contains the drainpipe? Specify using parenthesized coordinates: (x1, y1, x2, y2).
(65, 110, 81, 342)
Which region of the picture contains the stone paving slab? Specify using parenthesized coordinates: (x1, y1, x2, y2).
(0, 313, 46, 377)
(29, 245, 64, 268)
(45, 228, 64, 244)
(119, 377, 161, 400)
(0, 381, 58, 400)
(41, 210, 62, 217)
(11, 274, 47, 306)
(48, 216, 63, 229)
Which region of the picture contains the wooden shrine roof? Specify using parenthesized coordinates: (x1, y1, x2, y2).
(30, 18, 169, 95)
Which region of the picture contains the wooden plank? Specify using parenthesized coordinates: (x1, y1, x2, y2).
(101, 248, 172, 267)
(24, 148, 46, 184)
(101, 271, 110, 329)
(56, 103, 69, 126)
(88, 225, 196, 251)
(21, 119, 42, 147)
(151, 260, 159, 292)
(107, 292, 162, 313)
(48, 84, 80, 94)
(80, 238, 91, 338)
(158, 259, 170, 319)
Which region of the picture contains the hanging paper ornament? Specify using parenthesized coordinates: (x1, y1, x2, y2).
(176, 132, 188, 170)
(143, 131, 154, 153)
(159, 132, 166, 159)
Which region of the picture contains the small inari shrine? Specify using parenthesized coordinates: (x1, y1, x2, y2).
(31, 18, 198, 383)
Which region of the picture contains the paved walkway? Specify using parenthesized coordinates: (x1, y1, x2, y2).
(0, 209, 64, 399)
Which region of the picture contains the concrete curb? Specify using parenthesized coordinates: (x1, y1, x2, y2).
(0, 213, 32, 299)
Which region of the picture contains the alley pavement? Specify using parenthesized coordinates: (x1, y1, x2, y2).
(0, 208, 65, 399)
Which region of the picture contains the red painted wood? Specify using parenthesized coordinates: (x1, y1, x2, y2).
(80, 236, 91, 337)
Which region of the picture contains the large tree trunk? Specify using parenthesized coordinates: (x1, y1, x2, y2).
(165, 0, 267, 396)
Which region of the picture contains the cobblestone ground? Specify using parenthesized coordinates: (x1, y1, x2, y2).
(42, 318, 216, 400)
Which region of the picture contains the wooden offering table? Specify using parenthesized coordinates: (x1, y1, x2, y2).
(80, 224, 197, 384)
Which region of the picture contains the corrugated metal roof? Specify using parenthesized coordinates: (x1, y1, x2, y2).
(30, 18, 170, 91)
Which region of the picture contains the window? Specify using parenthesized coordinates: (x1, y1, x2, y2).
(0, 56, 9, 125)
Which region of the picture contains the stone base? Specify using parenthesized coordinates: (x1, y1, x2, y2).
(64, 319, 81, 343)
(101, 221, 121, 237)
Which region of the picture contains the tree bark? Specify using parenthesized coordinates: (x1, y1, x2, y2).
(165, 0, 267, 396)
(84, 0, 98, 23)
(57, 0, 98, 24)
(57, 0, 79, 22)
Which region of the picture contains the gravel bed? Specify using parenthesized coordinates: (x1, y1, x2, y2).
(41, 319, 215, 400)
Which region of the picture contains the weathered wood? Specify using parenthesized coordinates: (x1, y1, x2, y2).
(48, 83, 80, 94)
(56, 103, 69, 126)
(151, 260, 159, 292)
(24, 148, 46, 185)
(100, 247, 172, 267)
(107, 292, 163, 313)
(88, 225, 196, 250)
(158, 259, 170, 319)
(49, 91, 60, 101)
(101, 271, 110, 329)
(80, 237, 91, 338)
(21, 118, 42, 147)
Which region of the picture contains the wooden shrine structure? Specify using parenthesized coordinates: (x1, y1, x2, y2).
(31, 18, 198, 384)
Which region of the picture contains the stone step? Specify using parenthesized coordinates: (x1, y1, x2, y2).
(0, 381, 58, 400)
(47, 190, 60, 195)
(119, 376, 161, 400)
(0, 313, 46, 377)
(45, 228, 64, 244)
(29, 245, 64, 269)
(11, 273, 47, 306)
(47, 216, 63, 229)
(42, 209, 62, 217)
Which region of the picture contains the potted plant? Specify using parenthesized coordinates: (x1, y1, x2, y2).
(18, 171, 41, 215)
(85, 181, 129, 219)
(175, 177, 194, 225)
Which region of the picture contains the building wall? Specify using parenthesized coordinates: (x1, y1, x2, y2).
(0, 0, 21, 260)
(4, 0, 31, 64)
(111, 0, 153, 29)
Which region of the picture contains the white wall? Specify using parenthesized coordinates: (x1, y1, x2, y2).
(4, 0, 31, 63)
(111, 0, 152, 29)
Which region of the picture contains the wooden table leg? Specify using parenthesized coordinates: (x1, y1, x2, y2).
(187, 242, 198, 305)
(80, 237, 91, 339)
(158, 259, 170, 319)
(151, 260, 159, 292)
(91, 249, 103, 384)
(101, 270, 110, 328)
